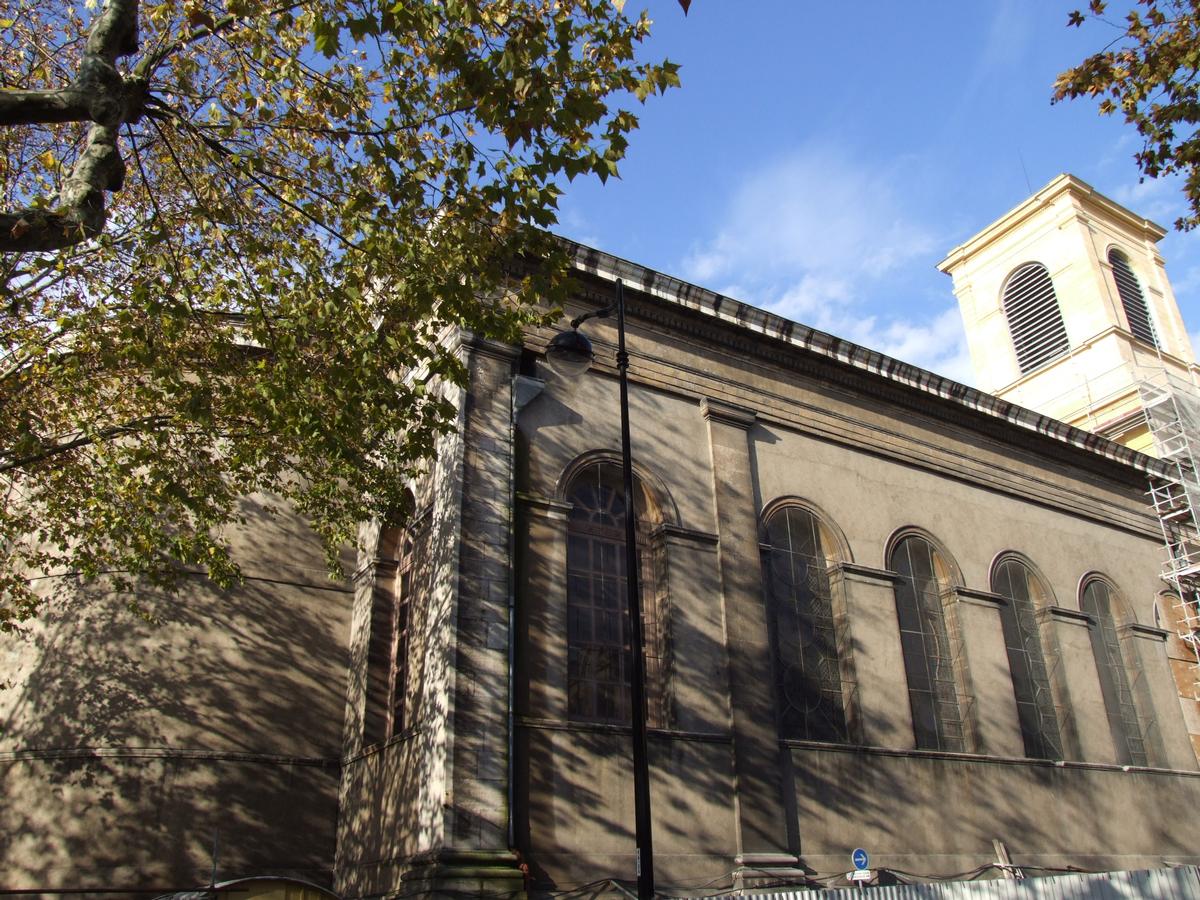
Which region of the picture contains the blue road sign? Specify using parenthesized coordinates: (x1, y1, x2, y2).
(851, 848, 869, 870)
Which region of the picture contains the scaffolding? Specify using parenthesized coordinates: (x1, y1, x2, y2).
(1138, 369, 1200, 695)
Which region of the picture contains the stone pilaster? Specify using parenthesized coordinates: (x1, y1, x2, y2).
(1039, 606, 1112, 762)
(700, 399, 795, 873)
(515, 494, 572, 722)
(948, 588, 1025, 757)
(441, 336, 525, 894)
(828, 563, 913, 749)
(1120, 622, 1199, 770)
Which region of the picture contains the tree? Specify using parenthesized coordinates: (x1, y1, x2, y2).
(0, 0, 684, 628)
(1055, 0, 1200, 229)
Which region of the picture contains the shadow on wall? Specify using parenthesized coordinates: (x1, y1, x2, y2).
(513, 382, 781, 891)
(334, 424, 467, 898)
(0, 495, 352, 892)
(510, 363, 1200, 893)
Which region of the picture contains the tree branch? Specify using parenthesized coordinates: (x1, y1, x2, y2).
(1, 123, 123, 251)
(0, 89, 92, 126)
(0, 0, 142, 251)
(1, 414, 171, 474)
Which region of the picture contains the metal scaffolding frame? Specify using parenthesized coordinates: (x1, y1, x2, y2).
(1139, 369, 1200, 694)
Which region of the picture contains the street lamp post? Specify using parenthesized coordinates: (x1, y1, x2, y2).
(545, 279, 655, 900)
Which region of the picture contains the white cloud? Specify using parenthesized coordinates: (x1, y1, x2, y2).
(677, 145, 973, 382)
(680, 145, 938, 285)
(860, 307, 976, 386)
(1110, 175, 1186, 226)
(801, 301, 975, 387)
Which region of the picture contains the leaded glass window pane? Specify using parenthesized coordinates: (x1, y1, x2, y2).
(566, 463, 661, 725)
(890, 536, 964, 752)
(1081, 580, 1147, 766)
(992, 559, 1062, 760)
(761, 507, 848, 743)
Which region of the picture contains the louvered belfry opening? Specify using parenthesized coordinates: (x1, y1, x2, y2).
(1002, 262, 1070, 374)
(1109, 248, 1158, 348)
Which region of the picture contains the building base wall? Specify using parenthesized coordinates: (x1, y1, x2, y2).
(0, 751, 340, 892)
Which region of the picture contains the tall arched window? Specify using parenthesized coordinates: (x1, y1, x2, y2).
(890, 535, 964, 751)
(1002, 262, 1069, 374)
(1108, 248, 1158, 348)
(364, 522, 416, 745)
(760, 504, 847, 742)
(1081, 578, 1147, 766)
(565, 461, 662, 725)
(991, 557, 1063, 760)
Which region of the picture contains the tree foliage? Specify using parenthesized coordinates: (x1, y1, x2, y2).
(1055, 0, 1200, 229)
(0, 0, 683, 628)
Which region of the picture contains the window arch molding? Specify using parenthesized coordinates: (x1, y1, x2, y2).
(555, 448, 678, 528)
(1078, 573, 1148, 766)
(988, 551, 1058, 610)
(758, 496, 854, 565)
(1154, 590, 1172, 630)
(1076, 571, 1134, 621)
(883, 526, 964, 587)
(1000, 260, 1070, 374)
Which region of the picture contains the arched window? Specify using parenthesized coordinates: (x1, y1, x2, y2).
(991, 557, 1063, 759)
(889, 535, 964, 751)
(760, 505, 848, 742)
(565, 461, 662, 725)
(1080, 578, 1147, 766)
(1109, 249, 1158, 348)
(1002, 262, 1069, 374)
(364, 522, 416, 745)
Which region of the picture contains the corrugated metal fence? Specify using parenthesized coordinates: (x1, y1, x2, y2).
(742, 867, 1200, 900)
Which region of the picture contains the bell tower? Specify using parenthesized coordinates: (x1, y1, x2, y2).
(938, 173, 1198, 453)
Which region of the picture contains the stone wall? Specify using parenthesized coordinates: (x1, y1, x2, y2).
(0, 495, 351, 891)
(511, 270, 1199, 891)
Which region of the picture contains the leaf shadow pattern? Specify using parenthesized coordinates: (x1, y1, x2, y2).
(0, 495, 352, 892)
(506, 332, 1200, 896)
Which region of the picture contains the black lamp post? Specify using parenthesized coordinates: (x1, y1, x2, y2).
(545, 279, 655, 900)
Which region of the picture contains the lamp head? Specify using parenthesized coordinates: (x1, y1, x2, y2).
(545, 328, 594, 379)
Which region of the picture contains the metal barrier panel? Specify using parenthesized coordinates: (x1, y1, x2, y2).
(739, 866, 1200, 900)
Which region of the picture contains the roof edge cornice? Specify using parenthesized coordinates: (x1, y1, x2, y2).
(565, 239, 1171, 480)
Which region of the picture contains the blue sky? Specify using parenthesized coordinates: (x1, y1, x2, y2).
(553, 1, 1200, 385)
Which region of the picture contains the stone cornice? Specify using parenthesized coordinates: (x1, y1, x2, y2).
(700, 397, 757, 429)
(653, 522, 720, 546)
(954, 587, 1009, 608)
(937, 173, 1167, 274)
(459, 331, 520, 363)
(516, 492, 572, 519)
(1122, 622, 1171, 642)
(1039, 605, 1096, 627)
(831, 562, 902, 584)
(562, 240, 1170, 484)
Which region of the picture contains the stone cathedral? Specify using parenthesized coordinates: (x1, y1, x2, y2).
(4, 175, 1200, 897)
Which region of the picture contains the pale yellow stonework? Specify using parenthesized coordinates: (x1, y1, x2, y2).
(939, 173, 1199, 443)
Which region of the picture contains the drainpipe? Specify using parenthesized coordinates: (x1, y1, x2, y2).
(508, 374, 545, 850)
